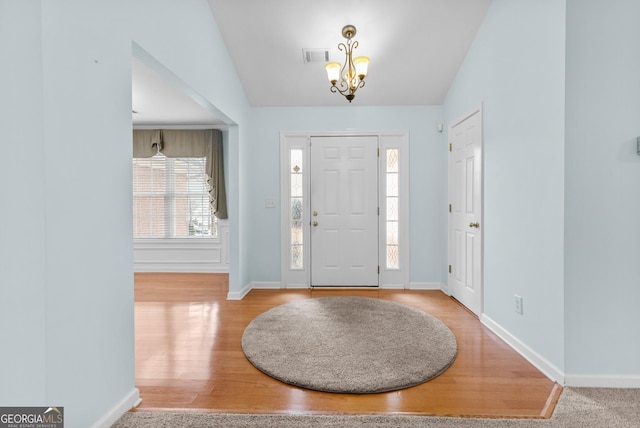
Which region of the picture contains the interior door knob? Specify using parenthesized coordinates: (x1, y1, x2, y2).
(313, 221, 318, 227)
(469, 222, 480, 228)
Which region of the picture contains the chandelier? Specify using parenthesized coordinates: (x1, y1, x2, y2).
(325, 25, 370, 103)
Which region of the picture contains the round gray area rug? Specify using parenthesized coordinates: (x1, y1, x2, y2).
(241, 296, 458, 394)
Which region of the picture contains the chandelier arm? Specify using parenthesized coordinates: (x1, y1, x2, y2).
(338, 42, 351, 86)
(329, 83, 353, 97)
(338, 39, 359, 92)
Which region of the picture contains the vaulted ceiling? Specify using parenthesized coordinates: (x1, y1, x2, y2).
(207, 0, 491, 106)
(132, 0, 491, 124)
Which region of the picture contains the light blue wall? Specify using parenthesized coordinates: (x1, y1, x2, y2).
(443, 0, 567, 371)
(38, 2, 136, 425)
(247, 106, 447, 285)
(0, 0, 47, 404)
(0, 0, 250, 426)
(229, 124, 253, 292)
(564, 0, 640, 376)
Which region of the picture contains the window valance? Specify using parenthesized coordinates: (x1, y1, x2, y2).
(132, 129, 227, 219)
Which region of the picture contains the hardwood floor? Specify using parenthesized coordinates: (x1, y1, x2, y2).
(134, 273, 561, 418)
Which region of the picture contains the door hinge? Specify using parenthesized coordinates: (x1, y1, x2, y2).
(377, 207, 380, 215)
(448, 204, 452, 213)
(448, 265, 452, 274)
(377, 147, 380, 157)
(377, 265, 380, 274)
(449, 143, 452, 152)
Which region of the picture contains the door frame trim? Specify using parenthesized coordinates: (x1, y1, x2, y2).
(280, 131, 410, 289)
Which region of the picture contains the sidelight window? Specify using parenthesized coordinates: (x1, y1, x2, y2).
(289, 149, 304, 269)
(385, 148, 400, 269)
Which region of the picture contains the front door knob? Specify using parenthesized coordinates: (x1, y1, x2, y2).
(313, 221, 318, 227)
(469, 222, 480, 228)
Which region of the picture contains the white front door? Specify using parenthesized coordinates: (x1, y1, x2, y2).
(310, 136, 379, 286)
(448, 108, 483, 315)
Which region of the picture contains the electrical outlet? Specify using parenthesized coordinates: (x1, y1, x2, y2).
(514, 295, 523, 315)
(265, 199, 276, 208)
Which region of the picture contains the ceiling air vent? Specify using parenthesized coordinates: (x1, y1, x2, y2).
(302, 49, 330, 64)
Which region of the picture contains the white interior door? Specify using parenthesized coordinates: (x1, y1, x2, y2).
(449, 108, 483, 315)
(310, 136, 379, 286)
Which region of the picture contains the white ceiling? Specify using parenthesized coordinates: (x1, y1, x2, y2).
(208, 0, 491, 106)
(132, 0, 491, 124)
(132, 57, 226, 126)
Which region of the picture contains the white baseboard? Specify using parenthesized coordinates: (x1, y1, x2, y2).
(380, 283, 406, 289)
(408, 282, 444, 290)
(480, 314, 565, 385)
(379, 282, 444, 290)
(91, 387, 140, 428)
(565, 374, 640, 388)
(251, 281, 282, 289)
(227, 282, 252, 300)
(230, 282, 447, 295)
(283, 283, 310, 289)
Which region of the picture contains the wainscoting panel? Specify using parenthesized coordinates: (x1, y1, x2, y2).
(134, 222, 229, 273)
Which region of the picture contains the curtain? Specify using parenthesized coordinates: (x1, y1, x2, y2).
(132, 129, 161, 157)
(132, 129, 228, 219)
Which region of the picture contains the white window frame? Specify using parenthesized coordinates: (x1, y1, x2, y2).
(378, 133, 410, 288)
(279, 134, 310, 287)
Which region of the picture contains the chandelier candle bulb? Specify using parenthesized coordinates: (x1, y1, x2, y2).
(354, 56, 370, 79)
(325, 62, 341, 84)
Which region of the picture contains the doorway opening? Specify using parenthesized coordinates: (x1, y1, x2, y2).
(131, 46, 233, 275)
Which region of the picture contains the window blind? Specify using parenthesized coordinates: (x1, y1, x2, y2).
(133, 154, 216, 238)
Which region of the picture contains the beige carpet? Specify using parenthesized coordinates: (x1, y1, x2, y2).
(241, 296, 458, 393)
(112, 387, 640, 427)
